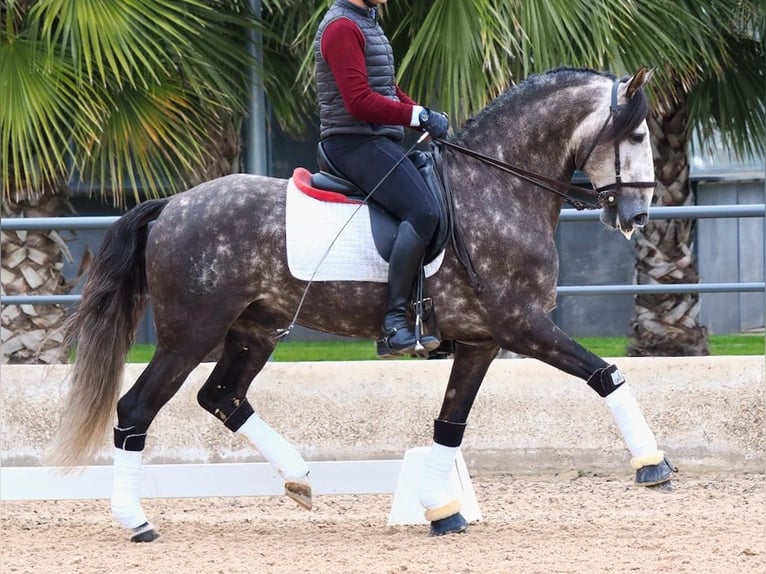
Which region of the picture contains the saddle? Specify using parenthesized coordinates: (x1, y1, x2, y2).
(312, 142, 450, 265)
(291, 143, 459, 358)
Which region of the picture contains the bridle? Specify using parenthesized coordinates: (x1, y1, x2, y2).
(435, 78, 656, 211)
(576, 79, 656, 206)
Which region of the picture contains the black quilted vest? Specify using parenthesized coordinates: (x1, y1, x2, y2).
(314, 0, 404, 141)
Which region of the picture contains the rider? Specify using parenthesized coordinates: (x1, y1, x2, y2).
(314, 0, 450, 358)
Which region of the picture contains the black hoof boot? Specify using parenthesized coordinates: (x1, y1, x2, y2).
(130, 522, 160, 543)
(635, 457, 678, 490)
(429, 512, 468, 537)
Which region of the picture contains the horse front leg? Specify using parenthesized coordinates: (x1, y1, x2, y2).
(497, 313, 677, 489)
(420, 341, 499, 536)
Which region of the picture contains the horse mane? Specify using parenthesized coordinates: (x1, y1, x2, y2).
(458, 67, 649, 145)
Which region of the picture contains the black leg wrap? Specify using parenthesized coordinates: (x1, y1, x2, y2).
(586, 364, 626, 398)
(433, 419, 467, 447)
(222, 399, 255, 432)
(114, 425, 148, 451)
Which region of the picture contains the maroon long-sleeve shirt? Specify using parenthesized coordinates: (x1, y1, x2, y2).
(320, 17, 417, 127)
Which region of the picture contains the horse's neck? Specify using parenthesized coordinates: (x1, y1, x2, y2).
(445, 143, 567, 235)
(444, 75, 615, 247)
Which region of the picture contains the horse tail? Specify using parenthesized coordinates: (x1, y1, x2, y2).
(50, 199, 169, 468)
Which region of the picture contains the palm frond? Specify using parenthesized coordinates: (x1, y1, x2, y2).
(2, 0, 255, 204)
(0, 36, 102, 200)
(76, 82, 219, 204)
(689, 32, 765, 160)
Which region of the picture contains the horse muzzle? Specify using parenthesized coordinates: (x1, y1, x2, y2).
(599, 205, 650, 239)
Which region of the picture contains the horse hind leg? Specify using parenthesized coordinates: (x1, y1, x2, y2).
(196, 325, 312, 510)
(111, 347, 203, 542)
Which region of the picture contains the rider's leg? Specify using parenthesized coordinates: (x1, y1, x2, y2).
(322, 135, 441, 356)
(377, 220, 439, 356)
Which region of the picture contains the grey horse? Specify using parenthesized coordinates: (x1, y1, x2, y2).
(53, 67, 674, 542)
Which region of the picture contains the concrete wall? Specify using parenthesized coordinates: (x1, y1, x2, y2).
(2, 356, 763, 474)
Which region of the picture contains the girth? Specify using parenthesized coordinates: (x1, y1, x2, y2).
(313, 142, 450, 264)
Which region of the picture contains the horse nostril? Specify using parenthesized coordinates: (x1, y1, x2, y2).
(632, 212, 648, 227)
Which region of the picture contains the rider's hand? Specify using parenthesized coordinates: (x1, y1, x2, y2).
(419, 108, 449, 139)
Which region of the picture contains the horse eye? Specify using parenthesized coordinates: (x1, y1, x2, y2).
(628, 133, 645, 144)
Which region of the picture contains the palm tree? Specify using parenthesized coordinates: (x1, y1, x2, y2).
(626, 2, 764, 355)
(1, 0, 255, 362)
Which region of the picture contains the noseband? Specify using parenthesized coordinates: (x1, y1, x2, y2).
(436, 79, 656, 210)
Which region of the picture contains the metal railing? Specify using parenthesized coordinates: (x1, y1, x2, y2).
(1, 204, 764, 306)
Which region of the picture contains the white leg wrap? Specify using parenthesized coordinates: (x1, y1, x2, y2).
(605, 383, 659, 460)
(418, 442, 459, 511)
(111, 448, 150, 529)
(237, 414, 309, 480)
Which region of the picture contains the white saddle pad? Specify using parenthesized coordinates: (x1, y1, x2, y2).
(285, 175, 445, 282)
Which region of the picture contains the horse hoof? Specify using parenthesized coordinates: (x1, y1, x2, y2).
(429, 512, 468, 537)
(635, 456, 678, 488)
(646, 480, 673, 493)
(285, 476, 313, 510)
(130, 522, 159, 543)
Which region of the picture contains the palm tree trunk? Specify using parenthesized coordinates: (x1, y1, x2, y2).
(1, 196, 87, 364)
(627, 98, 710, 356)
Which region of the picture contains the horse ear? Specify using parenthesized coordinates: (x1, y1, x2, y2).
(624, 66, 654, 100)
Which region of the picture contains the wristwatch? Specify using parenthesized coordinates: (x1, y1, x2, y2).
(418, 108, 430, 125)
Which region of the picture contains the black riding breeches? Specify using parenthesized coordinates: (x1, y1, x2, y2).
(321, 134, 439, 242)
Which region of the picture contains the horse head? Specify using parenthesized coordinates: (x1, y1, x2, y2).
(579, 67, 656, 239)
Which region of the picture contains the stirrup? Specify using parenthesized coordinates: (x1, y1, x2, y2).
(376, 327, 440, 359)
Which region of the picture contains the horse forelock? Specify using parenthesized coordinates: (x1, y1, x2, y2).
(604, 81, 650, 144)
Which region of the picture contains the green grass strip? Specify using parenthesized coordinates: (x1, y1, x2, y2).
(124, 333, 764, 363)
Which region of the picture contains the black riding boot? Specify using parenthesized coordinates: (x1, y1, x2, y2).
(377, 221, 440, 358)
